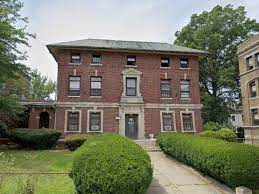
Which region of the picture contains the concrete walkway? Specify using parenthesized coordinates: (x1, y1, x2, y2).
(147, 152, 234, 194)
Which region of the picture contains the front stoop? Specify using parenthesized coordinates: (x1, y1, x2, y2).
(134, 139, 161, 152)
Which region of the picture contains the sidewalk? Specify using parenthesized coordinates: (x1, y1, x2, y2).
(147, 152, 234, 194)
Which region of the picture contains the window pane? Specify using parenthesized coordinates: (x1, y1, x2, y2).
(250, 81, 257, 98)
(92, 54, 101, 64)
(127, 78, 136, 87)
(180, 80, 190, 98)
(163, 113, 173, 131)
(69, 76, 80, 96)
(127, 56, 136, 65)
(126, 88, 136, 96)
(67, 112, 79, 131)
(252, 109, 259, 126)
(182, 113, 194, 131)
(161, 57, 170, 67)
(161, 80, 171, 98)
(247, 57, 253, 70)
(71, 53, 80, 63)
(180, 59, 189, 68)
(90, 112, 101, 131)
(91, 82, 101, 89)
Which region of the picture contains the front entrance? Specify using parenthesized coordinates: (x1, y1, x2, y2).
(39, 112, 49, 128)
(125, 114, 138, 139)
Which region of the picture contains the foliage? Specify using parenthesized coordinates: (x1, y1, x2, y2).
(157, 133, 259, 190)
(70, 133, 153, 194)
(199, 127, 237, 142)
(64, 134, 88, 151)
(203, 121, 225, 131)
(174, 5, 259, 123)
(29, 69, 56, 100)
(8, 128, 61, 149)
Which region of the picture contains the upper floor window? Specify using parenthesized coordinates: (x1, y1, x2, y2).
(90, 76, 102, 96)
(69, 76, 80, 96)
(180, 80, 190, 98)
(70, 53, 81, 63)
(249, 81, 256, 98)
(89, 112, 101, 132)
(67, 111, 80, 132)
(126, 78, 137, 96)
(127, 56, 136, 66)
(180, 59, 189, 68)
(182, 113, 194, 132)
(251, 109, 259, 126)
(161, 79, 171, 98)
(256, 53, 259, 67)
(246, 56, 253, 70)
(92, 54, 101, 64)
(162, 112, 174, 131)
(161, 57, 170, 68)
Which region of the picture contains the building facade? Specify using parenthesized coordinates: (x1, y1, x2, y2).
(27, 39, 206, 139)
(238, 34, 259, 144)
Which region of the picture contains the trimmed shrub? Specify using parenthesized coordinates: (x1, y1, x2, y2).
(8, 128, 61, 149)
(157, 132, 259, 190)
(70, 133, 153, 194)
(199, 127, 237, 142)
(64, 134, 88, 151)
(203, 121, 225, 131)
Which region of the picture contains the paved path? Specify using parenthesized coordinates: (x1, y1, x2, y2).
(147, 152, 234, 194)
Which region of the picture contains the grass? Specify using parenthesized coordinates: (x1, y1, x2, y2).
(0, 149, 76, 194)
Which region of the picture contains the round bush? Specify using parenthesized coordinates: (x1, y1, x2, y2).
(64, 134, 88, 151)
(70, 133, 153, 194)
(199, 127, 237, 142)
(8, 128, 61, 149)
(157, 132, 259, 190)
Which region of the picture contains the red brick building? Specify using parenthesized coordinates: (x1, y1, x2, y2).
(25, 39, 206, 139)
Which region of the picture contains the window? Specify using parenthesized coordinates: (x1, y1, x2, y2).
(180, 59, 189, 68)
(67, 112, 80, 131)
(251, 109, 259, 126)
(92, 54, 101, 64)
(89, 112, 101, 131)
(161, 79, 171, 98)
(180, 80, 190, 98)
(69, 76, 80, 96)
(90, 76, 102, 96)
(182, 113, 194, 132)
(126, 78, 137, 96)
(70, 53, 81, 63)
(249, 81, 257, 98)
(231, 115, 236, 122)
(246, 56, 253, 70)
(162, 113, 174, 131)
(256, 53, 259, 67)
(161, 57, 170, 67)
(127, 56, 136, 66)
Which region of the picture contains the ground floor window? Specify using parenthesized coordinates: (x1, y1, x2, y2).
(66, 111, 80, 132)
(88, 111, 103, 132)
(181, 112, 195, 132)
(161, 112, 175, 131)
(251, 109, 259, 126)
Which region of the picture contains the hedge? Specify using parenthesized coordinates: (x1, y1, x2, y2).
(199, 128, 237, 142)
(70, 133, 153, 194)
(157, 132, 259, 190)
(8, 128, 61, 149)
(203, 121, 225, 131)
(64, 134, 88, 151)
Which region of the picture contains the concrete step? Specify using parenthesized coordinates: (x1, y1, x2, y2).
(134, 139, 161, 152)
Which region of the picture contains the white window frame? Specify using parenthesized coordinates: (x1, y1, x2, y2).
(87, 110, 103, 133)
(122, 68, 142, 97)
(160, 111, 176, 132)
(64, 110, 82, 133)
(180, 111, 196, 132)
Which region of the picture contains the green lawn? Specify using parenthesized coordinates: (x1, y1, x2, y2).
(0, 149, 76, 194)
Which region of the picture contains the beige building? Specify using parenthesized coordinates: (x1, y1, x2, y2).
(237, 34, 259, 145)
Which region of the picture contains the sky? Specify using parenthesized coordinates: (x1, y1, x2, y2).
(20, 0, 259, 81)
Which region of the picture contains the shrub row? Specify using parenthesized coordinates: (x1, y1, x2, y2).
(64, 134, 88, 151)
(203, 121, 225, 131)
(157, 132, 259, 190)
(70, 133, 153, 194)
(8, 128, 61, 150)
(198, 128, 237, 142)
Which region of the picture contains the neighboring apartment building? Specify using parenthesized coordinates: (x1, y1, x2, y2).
(24, 39, 206, 139)
(237, 34, 259, 144)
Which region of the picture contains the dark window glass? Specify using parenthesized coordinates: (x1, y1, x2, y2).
(251, 109, 259, 126)
(250, 81, 257, 98)
(180, 59, 189, 68)
(180, 80, 190, 98)
(92, 54, 101, 64)
(161, 57, 170, 67)
(89, 112, 101, 131)
(161, 79, 171, 98)
(70, 53, 81, 63)
(127, 56, 136, 66)
(67, 112, 79, 131)
(182, 113, 194, 131)
(69, 76, 80, 96)
(126, 78, 137, 96)
(256, 54, 259, 67)
(231, 115, 236, 122)
(162, 113, 173, 131)
(246, 56, 253, 70)
(90, 76, 102, 96)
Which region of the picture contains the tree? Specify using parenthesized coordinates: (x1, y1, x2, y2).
(174, 5, 259, 123)
(29, 69, 56, 100)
